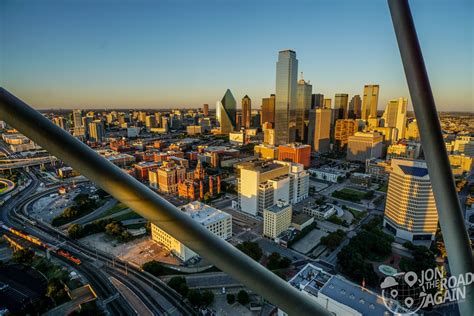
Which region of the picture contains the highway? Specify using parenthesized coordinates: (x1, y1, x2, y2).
(2, 169, 196, 315)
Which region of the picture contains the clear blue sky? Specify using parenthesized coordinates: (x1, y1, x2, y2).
(1, 0, 472, 111)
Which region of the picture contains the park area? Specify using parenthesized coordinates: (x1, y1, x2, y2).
(331, 188, 374, 202)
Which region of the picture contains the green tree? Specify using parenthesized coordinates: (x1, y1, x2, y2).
(237, 290, 249, 305)
(226, 293, 235, 304)
(320, 230, 346, 250)
(12, 248, 35, 264)
(142, 260, 164, 276)
(67, 224, 84, 239)
(168, 277, 188, 297)
(187, 289, 202, 306)
(236, 242, 262, 261)
(201, 290, 214, 306)
(266, 252, 281, 270)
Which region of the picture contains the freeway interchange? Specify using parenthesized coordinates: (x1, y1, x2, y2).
(1, 169, 196, 316)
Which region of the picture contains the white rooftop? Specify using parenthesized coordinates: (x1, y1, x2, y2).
(181, 201, 231, 226)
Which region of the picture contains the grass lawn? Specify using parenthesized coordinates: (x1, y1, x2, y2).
(101, 202, 129, 217)
(347, 208, 367, 223)
(377, 183, 388, 192)
(339, 188, 366, 198)
(112, 211, 142, 222)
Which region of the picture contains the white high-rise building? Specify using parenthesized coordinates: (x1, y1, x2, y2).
(237, 160, 308, 216)
(151, 201, 232, 261)
(276, 161, 309, 204)
(383, 98, 407, 140)
(383, 159, 438, 242)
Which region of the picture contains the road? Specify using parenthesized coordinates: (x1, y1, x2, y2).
(62, 197, 118, 227)
(3, 170, 195, 315)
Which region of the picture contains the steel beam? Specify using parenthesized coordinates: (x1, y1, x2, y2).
(0, 87, 331, 315)
(388, 1, 474, 315)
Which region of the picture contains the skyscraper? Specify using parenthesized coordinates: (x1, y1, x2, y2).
(88, 121, 105, 143)
(346, 132, 383, 162)
(72, 109, 83, 128)
(323, 98, 332, 109)
(296, 78, 312, 142)
(383, 159, 438, 242)
(361, 84, 379, 120)
(334, 93, 349, 119)
(311, 94, 324, 109)
(242, 95, 252, 129)
(348, 95, 361, 119)
(275, 50, 298, 145)
(203, 104, 209, 116)
(261, 94, 276, 125)
(216, 89, 236, 134)
(383, 97, 407, 140)
(308, 108, 331, 153)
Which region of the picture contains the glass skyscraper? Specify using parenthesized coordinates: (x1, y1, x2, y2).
(216, 89, 236, 134)
(275, 50, 298, 145)
(296, 78, 312, 142)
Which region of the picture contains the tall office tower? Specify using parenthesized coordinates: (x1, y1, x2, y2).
(277, 143, 311, 168)
(242, 95, 252, 129)
(361, 84, 380, 120)
(88, 121, 105, 143)
(334, 119, 357, 148)
(346, 132, 383, 162)
(138, 111, 147, 123)
(275, 50, 298, 145)
(383, 159, 438, 242)
(406, 119, 420, 141)
(311, 93, 324, 109)
(296, 78, 312, 142)
(308, 108, 331, 153)
(252, 110, 261, 128)
(262, 122, 275, 145)
(203, 104, 209, 116)
(72, 109, 83, 128)
(323, 98, 332, 109)
(145, 115, 157, 129)
(154, 112, 162, 127)
(261, 94, 276, 125)
(216, 89, 236, 134)
(383, 97, 407, 140)
(235, 112, 243, 130)
(334, 93, 349, 119)
(348, 95, 361, 119)
(237, 160, 308, 216)
(81, 116, 92, 137)
(52, 117, 68, 130)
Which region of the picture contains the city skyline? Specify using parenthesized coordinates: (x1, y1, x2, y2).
(1, 0, 472, 111)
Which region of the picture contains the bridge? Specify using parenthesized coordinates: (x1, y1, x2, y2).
(0, 156, 59, 171)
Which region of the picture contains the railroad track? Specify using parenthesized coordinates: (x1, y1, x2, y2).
(8, 175, 196, 315)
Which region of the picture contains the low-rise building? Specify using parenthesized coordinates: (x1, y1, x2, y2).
(151, 201, 232, 262)
(349, 173, 372, 188)
(308, 167, 346, 183)
(278, 263, 395, 316)
(448, 154, 473, 174)
(291, 213, 314, 231)
(302, 203, 337, 220)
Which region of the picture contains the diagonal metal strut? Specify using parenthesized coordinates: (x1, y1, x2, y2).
(0, 87, 330, 315)
(388, 1, 474, 315)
